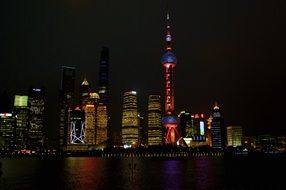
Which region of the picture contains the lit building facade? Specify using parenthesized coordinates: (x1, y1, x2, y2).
(84, 104, 96, 145)
(147, 95, 162, 146)
(80, 77, 91, 106)
(190, 114, 207, 142)
(226, 126, 243, 147)
(14, 95, 29, 149)
(27, 87, 45, 149)
(0, 92, 14, 149)
(211, 103, 225, 150)
(69, 107, 85, 144)
(161, 12, 180, 145)
(58, 66, 75, 149)
(96, 103, 108, 145)
(121, 90, 139, 147)
(0, 113, 15, 149)
(97, 47, 110, 145)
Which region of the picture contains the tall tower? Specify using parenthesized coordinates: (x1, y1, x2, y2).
(211, 102, 225, 150)
(28, 87, 45, 150)
(14, 95, 29, 149)
(97, 47, 110, 145)
(58, 66, 76, 149)
(161, 12, 180, 145)
(121, 90, 139, 148)
(79, 76, 90, 106)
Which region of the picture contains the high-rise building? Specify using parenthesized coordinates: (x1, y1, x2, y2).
(121, 90, 139, 147)
(147, 95, 162, 146)
(161, 12, 180, 145)
(97, 47, 110, 145)
(96, 103, 108, 145)
(79, 76, 90, 106)
(27, 87, 45, 150)
(211, 103, 225, 150)
(58, 66, 76, 149)
(178, 111, 192, 138)
(14, 95, 29, 149)
(0, 92, 14, 149)
(190, 113, 207, 142)
(85, 92, 99, 146)
(0, 113, 14, 149)
(69, 107, 85, 144)
(227, 126, 243, 147)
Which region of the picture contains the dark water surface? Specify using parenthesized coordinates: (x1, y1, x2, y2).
(0, 155, 285, 189)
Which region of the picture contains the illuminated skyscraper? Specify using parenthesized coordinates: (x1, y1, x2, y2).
(69, 107, 85, 144)
(27, 87, 45, 149)
(58, 66, 75, 149)
(147, 95, 162, 146)
(121, 90, 139, 147)
(85, 92, 99, 146)
(178, 111, 191, 138)
(211, 103, 225, 150)
(0, 113, 14, 149)
(80, 76, 90, 106)
(0, 92, 14, 149)
(97, 47, 110, 145)
(190, 114, 206, 142)
(227, 126, 242, 147)
(161, 12, 180, 145)
(14, 95, 29, 149)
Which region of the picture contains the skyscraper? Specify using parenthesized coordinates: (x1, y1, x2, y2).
(69, 107, 85, 144)
(27, 87, 45, 150)
(211, 103, 225, 150)
(227, 126, 243, 147)
(161, 12, 180, 145)
(85, 92, 99, 146)
(147, 95, 162, 146)
(79, 76, 90, 106)
(14, 95, 29, 149)
(97, 47, 110, 145)
(58, 66, 76, 149)
(121, 90, 139, 147)
(0, 92, 14, 149)
(96, 103, 108, 145)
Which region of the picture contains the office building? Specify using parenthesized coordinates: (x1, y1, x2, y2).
(121, 90, 139, 147)
(147, 95, 162, 146)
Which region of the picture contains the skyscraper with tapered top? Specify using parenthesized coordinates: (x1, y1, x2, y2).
(58, 66, 75, 149)
(161, 12, 180, 145)
(97, 47, 110, 146)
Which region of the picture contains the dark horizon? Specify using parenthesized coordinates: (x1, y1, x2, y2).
(1, 0, 285, 146)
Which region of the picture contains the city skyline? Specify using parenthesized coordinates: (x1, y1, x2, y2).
(1, 1, 285, 146)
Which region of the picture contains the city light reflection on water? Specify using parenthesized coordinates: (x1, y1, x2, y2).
(0, 156, 285, 189)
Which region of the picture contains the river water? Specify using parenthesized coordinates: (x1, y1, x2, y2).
(0, 155, 285, 189)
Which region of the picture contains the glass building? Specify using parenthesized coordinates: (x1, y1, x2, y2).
(97, 47, 110, 145)
(69, 107, 85, 144)
(58, 66, 76, 149)
(211, 103, 225, 150)
(147, 95, 162, 146)
(14, 95, 29, 149)
(27, 87, 45, 150)
(121, 90, 139, 147)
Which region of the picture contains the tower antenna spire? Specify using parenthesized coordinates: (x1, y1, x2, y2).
(166, 8, 172, 51)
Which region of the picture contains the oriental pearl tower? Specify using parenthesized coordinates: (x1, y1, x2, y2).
(161, 12, 180, 145)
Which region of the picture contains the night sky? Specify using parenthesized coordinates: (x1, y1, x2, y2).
(1, 0, 285, 145)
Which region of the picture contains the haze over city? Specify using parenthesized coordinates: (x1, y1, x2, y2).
(1, 0, 285, 146)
